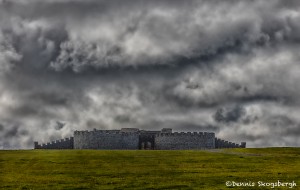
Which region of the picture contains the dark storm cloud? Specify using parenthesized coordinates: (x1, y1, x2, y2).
(5, 125, 19, 137)
(114, 114, 136, 124)
(55, 121, 65, 130)
(214, 105, 246, 124)
(1, 0, 300, 148)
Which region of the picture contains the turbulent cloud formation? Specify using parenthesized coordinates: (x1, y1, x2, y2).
(1, 0, 300, 148)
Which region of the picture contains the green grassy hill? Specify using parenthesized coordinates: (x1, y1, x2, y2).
(0, 148, 299, 189)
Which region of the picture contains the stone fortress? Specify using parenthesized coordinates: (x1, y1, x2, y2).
(34, 128, 246, 150)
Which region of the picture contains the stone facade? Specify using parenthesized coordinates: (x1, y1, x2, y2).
(155, 132, 215, 150)
(74, 129, 139, 149)
(34, 128, 246, 150)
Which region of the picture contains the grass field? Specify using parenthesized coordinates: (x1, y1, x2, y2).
(0, 148, 299, 189)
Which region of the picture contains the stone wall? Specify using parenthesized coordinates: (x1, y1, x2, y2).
(154, 132, 215, 150)
(34, 137, 74, 149)
(34, 128, 246, 150)
(215, 138, 246, 148)
(74, 129, 139, 149)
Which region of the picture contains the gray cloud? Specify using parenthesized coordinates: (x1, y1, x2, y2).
(1, 0, 300, 148)
(214, 105, 246, 124)
(55, 121, 65, 130)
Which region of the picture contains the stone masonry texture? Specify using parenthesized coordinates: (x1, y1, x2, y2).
(34, 128, 246, 150)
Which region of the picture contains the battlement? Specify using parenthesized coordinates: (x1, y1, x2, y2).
(74, 129, 139, 136)
(161, 128, 172, 133)
(74, 128, 141, 135)
(120, 128, 139, 133)
(156, 132, 215, 137)
(215, 138, 246, 148)
(34, 137, 74, 149)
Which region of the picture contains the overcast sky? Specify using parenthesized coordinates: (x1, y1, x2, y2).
(1, 0, 300, 149)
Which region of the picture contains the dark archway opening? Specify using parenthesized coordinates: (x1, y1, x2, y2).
(139, 134, 155, 150)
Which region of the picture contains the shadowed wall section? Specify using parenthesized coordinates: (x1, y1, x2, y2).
(155, 132, 215, 150)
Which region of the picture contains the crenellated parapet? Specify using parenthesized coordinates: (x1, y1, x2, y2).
(156, 132, 215, 138)
(215, 138, 246, 148)
(74, 129, 140, 135)
(34, 137, 74, 149)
